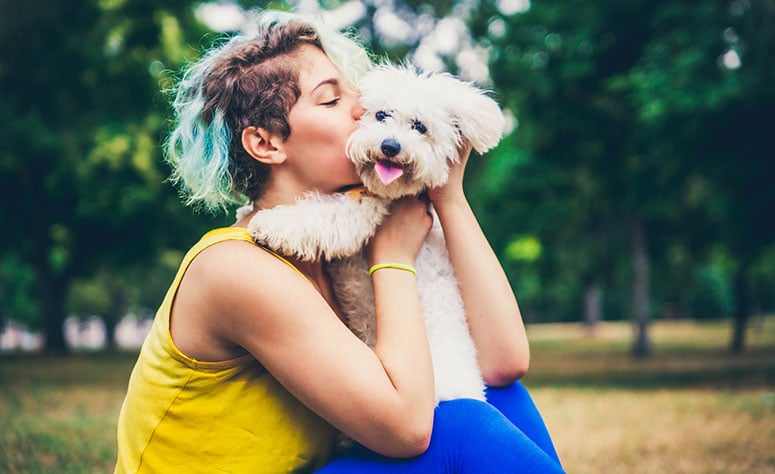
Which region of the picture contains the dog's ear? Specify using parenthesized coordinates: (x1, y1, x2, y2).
(430, 74, 505, 154)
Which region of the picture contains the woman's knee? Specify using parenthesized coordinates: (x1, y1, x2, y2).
(433, 398, 513, 437)
(432, 398, 564, 473)
(485, 381, 563, 466)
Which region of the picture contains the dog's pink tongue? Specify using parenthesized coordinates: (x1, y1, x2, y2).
(375, 161, 404, 185)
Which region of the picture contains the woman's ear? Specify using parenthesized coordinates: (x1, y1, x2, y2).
(241, 126, 287, 164)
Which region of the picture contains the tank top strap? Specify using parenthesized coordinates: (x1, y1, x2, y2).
(189, 227, 306, 279)
(176, 227, 255, 280)
(198, 227, 254, 247)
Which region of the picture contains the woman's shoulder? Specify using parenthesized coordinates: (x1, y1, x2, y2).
(170, 229, 312, 360)
(190, 230, 299, 286)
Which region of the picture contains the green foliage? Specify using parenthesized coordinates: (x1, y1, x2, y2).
(751, 245, 775, 312)
(66, 248, 184, 321)
(505, 235, 542, 263)
(0, 0, 773, 349)
(466, 0, 775, 326)
(0, 257, 38, 328)
(0, 0, 227, 349)
(66, 278, 114, 320)
(687, 264, 734, 319)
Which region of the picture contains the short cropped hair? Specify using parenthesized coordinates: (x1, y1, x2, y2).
(165, 12, 371, 212)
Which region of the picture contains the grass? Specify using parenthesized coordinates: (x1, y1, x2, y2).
(534, 388, 774, 473)
(0, 317, 773, 473)
(0, 353, 133, 473)
(524, 317, 775, 473)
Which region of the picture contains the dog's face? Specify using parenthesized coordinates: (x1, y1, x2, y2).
(346, 65, 505, 200)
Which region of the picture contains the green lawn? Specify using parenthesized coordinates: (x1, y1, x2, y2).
(1, 317, 773, 473)
(524, 318, 775, 473)
(0, 352, 134, 473)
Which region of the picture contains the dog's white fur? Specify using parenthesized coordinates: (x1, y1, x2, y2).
(243, 64, 505, 403)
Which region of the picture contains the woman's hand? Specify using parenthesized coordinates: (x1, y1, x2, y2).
(368, 195, 433, 266)
(426, 141, 473, 208)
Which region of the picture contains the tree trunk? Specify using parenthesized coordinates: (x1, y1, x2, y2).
(631, 217, 652, 358)
(103, 286, 128, 351)
(36, 266, 68, 353)
(31, 215, 70, 353)
(584, 281, 602, 331)
(730, 259, 751, 353)
(103, 315, 118, 351)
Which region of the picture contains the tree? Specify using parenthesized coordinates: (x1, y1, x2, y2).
(0, 0, 224, 351)
(607, 0, 775, 352)
(466, 0, 773, 353)
(471, 0, 666, 349)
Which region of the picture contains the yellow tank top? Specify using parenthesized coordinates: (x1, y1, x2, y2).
(115, 227, 336, 473)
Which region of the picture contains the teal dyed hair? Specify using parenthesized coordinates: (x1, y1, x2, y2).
(165, 11, 372, 212)
(167, 93, 232, 212)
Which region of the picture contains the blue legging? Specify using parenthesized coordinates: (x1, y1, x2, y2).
(316, 381, 564, 473)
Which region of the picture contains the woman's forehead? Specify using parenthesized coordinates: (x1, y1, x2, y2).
(296, 45, 341, 91)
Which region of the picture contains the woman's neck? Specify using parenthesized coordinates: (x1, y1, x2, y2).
(232, 184, 310, 229)
(254, 176, 315, 210)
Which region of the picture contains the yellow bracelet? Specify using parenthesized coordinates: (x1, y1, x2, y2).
(368, 263, 417, 277)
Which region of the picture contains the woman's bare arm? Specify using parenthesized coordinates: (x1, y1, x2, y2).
(179, 197, 435, 458)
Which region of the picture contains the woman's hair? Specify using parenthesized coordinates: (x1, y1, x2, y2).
(165, 11, 372, 212)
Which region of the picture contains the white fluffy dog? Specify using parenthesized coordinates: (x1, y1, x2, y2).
(243, 64, 505, 403)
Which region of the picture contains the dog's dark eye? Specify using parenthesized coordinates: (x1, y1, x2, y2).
(411, 120, 427, 134)
(375, 111, 390, 122)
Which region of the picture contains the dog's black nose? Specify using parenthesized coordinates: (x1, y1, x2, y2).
(381, 139, 401, 157)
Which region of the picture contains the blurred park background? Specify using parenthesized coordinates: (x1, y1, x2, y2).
(1, 0, 773, 472)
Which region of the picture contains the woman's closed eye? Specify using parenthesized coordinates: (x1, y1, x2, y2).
(320, 97, 341, 106)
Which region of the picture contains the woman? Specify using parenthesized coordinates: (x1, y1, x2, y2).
(115, 11, 563, 474)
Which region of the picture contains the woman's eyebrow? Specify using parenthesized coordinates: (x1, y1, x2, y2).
(311, 78, 339, 93)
